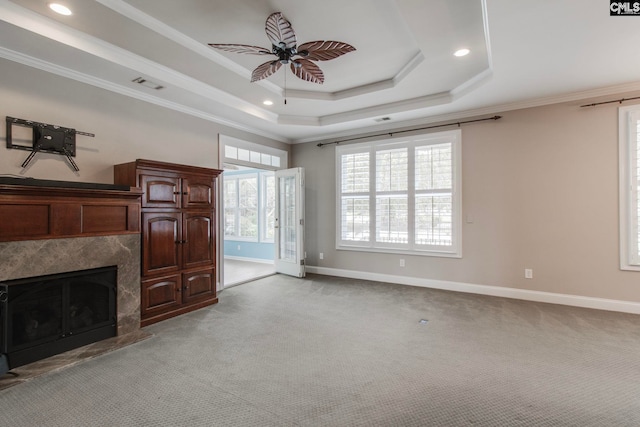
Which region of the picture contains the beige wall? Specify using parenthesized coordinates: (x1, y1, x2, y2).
(293, 100, 640, 303)
(3, 57, 639, 304)
(0, 59, 288, 183)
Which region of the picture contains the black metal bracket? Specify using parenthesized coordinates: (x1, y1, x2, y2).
(5, 116, 94, 172)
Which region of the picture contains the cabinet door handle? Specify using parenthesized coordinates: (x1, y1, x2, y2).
(175, 240, 187, 244)
(173, 191, 181, 195)
(182, 192, 188, 195)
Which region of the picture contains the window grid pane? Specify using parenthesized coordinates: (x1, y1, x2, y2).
(341, 152, 369, 193)
(376, 148, 408, 192)
(415, 194, 453, 246)
(376, 196, 408, 243)
(341, 197, 370, 241)
(238, 177, 258, 239)
(223, 179, 237, 237)
(416, 143, 452, 190)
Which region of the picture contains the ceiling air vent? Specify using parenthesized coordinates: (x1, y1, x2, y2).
(132, 77, 164, 90)
(374, 117, 392, 122)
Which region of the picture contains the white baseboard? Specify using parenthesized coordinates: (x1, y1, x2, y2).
(305, 266, 640, 315)
(224, 255, 274, 264)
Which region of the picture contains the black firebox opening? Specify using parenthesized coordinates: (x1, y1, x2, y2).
(1, 266, 117, 370)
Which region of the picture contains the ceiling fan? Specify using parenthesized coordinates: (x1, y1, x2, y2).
(209, 12, 355, 84)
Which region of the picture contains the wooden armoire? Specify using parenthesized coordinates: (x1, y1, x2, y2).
(114, 159, 222, 327)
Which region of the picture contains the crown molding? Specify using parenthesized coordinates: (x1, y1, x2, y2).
(0, 46, 289, 143)
(0, 0, 277, 124)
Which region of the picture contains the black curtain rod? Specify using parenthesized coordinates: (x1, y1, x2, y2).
(580, 96, 640, 108)
(316, 115, 502, 147)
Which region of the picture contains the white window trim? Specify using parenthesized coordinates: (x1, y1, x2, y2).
(619, 105, 640, 270)
(335, 129, 462, 258)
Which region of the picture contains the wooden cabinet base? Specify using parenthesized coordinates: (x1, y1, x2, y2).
(141, 297, 218, 327)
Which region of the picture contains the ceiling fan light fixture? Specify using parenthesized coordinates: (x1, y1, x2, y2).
(454, 48, 470, 57)
(49, 3, 72, 15)
(209, 12, 355, 85)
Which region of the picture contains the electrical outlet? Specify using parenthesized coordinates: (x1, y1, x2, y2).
(237, 245, 241, 251)
(319, 252, 324, 260)
(525, 269, 533, 279)
(400, 259, 405, 267)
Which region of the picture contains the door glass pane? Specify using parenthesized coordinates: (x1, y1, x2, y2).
(279, 175, 296, 261)
(262, 174, 275, 241)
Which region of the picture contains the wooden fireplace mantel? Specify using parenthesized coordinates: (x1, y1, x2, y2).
(0, 183, 142, 242)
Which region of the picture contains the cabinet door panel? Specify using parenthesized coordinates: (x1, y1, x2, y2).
(183, 176, 213, 209)
(182, 268, 215, 304)
(141, 274, 182, 316)
(183, 211, 214, 269)
(141, 174, 181, 208)
(143, 212, 181, 276)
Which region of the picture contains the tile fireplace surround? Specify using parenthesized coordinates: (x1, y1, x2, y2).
(0, 235, 150, 390)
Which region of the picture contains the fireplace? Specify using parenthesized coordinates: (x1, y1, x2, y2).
(0, 178, 142, 380)
(1, 266, 117, 369)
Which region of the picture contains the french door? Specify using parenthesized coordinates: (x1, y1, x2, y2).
(274, 167, 305, 277)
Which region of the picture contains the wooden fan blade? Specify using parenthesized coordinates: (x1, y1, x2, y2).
(297, 41, 356, 61)
(265, 12, 297, 49)
(251, 60, 282, 82)
(290, 59, 324, 84)
(209, 44, 272, 55)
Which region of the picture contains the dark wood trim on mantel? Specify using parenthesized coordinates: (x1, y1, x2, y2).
(0, 184, 142, 242)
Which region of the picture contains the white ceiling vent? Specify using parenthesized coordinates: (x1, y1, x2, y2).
(374, 117, 392, 122)
(132, 77, 164, 90)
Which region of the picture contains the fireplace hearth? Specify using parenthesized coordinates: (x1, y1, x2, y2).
(1, 266, 117, 371)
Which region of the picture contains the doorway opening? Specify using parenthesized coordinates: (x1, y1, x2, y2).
(222, 165, 276, 287)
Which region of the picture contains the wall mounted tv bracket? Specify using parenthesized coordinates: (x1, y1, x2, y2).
(6, 116, 95, 172)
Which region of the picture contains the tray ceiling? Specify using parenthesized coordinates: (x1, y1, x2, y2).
(1, 0, 639, 143)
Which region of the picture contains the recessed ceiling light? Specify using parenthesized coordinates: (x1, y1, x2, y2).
(49, 3, 72, 15)
(454, 48, 470, 57)
(263, 100, 274, 106)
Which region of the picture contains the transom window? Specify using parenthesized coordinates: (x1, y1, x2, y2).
(336, 129, 462, 257)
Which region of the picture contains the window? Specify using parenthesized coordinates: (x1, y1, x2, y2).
(336, 129, 462, 257)
(224, 174, 258, 240)
(220, 135, 286, 170)
(224, 170, 275, 243)
(619, 105, 640, 270)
